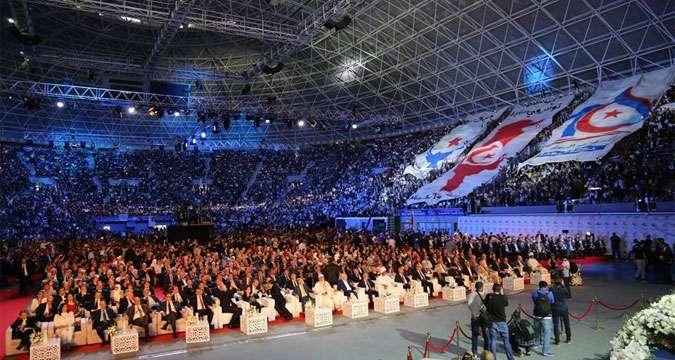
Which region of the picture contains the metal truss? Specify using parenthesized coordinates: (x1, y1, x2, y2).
(24, 0, 301, 43)
(144, 0, 200, 71)
(0, 0, 674, 148)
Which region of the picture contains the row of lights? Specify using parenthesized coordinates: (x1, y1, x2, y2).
(41, 100, 360, 130)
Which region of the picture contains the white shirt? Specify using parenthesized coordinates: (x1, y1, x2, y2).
(133, 305, 144, 320)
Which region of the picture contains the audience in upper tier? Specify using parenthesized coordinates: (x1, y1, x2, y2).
(0, 88, 673, 240)
(4, 228, 647, 351)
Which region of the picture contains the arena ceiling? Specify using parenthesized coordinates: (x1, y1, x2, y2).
(0, 0, 673, 149)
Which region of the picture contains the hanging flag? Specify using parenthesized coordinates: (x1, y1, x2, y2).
(519, 66, 675, 168)
(407, 95, 575, 205)
(404, 108, 507, 179)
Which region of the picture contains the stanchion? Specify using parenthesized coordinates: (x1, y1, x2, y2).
(454, 321, 462, 360)
(423, 332, 430, 358)
(591, 297, 604, 331)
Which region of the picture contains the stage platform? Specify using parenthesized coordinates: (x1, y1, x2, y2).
(12, 262, 667, 360)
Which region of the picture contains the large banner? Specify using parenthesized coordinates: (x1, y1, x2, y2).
(520, 66, 675, 168)
(407, 95, 574, 205)
(403, 108, 507, 179)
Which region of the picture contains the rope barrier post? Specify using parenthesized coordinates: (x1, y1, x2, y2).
(591, 297, 604, 331)
(455, 321, 462, 360)
(423, 331, 430, 358)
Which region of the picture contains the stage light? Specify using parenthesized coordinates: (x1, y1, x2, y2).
(351, 123, 358, 129)
(265, 119, 271, 124)
(173, 110, 180, 117)
(297, 120, 305, 127)
(56, 101, 64, 108)
(120, 16, 141, 24)
(127, 105, 137, 114)
(179, 24, 184, 29)
(7, 18, 15, 24)
(191, 138, 196, 144)
(200, 131, 206, 139)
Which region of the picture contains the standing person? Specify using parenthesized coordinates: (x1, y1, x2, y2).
(18, 258, 32, 297)
(631, 240, 646, 282)
(610, 233, 622, 261)
(550, 277, 571, 345)
(485, 284, 515, 360)
(560, 257, 571, 297)
(531, 281, 555, 357)
(467, 281, 489, 357)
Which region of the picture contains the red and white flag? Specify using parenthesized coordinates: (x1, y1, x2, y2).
(407, 95, 574, 205)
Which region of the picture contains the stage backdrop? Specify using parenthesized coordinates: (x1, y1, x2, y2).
(457, 213, 675, 246)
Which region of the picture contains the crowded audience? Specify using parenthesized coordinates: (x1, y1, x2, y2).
(3, 227, 628, 351)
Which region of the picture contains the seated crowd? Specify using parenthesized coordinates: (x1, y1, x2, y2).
(5, 228, 617, 352)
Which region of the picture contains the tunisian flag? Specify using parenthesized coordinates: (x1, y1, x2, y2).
(406, 95, 574, 205)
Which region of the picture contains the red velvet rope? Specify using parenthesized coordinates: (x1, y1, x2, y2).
(598, 299, 640, 311)
(426, 327, 458, 353)
(569, 301, 595, 320)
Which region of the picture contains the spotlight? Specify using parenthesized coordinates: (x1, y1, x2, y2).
(200, 131, 206, 139)
(56, 101, 65, 108)
(127, 105, 137, 114)
(351, 123, 358, 129)
(173, 110, 180, 117)
(179, 24, 184, 29)
(147, 105, 164, 118)
(191, 138, 196, 144)
(265, 119, 271, 124)
(7, 18, 15, 24)
(297, 120, 305, 127)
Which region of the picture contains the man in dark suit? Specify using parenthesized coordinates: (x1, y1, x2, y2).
(159, 291, 182, 338)
(75, 285, 93, 311)
(91, 300, 116, 344)
(323, 259, 341, 285)
(291, 275, 311, 308)
(117, 288, 135, 315)
(11, 310, 39, 351)
(551, 276, 571, 345)
(394, 266, 411, 290)
(411, 263, 433, 295)
(190, 287, 214, 327)
(160, 269, 177, 293)
(357, 273, 378, 303)
(215, 282, 242, 328)
(17, 258, 32, 297)
(35, 296, 56, 322)
(125, 296, 151, 339)
(336, 273, 357, 298)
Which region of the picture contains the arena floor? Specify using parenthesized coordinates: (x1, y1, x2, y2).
(57, 262, 673, 360)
